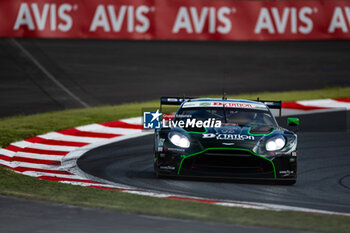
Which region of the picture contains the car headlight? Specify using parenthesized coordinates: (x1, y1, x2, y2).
(265, 135, 286, 151)
(168, 132, 190, 148)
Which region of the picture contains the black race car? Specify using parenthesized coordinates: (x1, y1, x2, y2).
(153, 97, 299, 184)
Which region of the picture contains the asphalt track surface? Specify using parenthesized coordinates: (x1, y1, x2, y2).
(78, 111, 350, 214)
(1, 38, 350, 232)
(0, 195, 313, 233)
(1, 38, 350, 117)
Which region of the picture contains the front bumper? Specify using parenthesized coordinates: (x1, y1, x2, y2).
(155, 148, 297, 180)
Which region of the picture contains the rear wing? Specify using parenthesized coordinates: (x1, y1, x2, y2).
(160, 96, 195, 112)
(257, 99, 282, 117)
(160, 96, 282, 116)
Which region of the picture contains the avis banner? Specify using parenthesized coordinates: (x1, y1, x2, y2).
(1, 0, 350, 41)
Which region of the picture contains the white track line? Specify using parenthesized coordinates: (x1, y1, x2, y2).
(10, 39, 90, 108)
(22, 171, 79, 179)
(26, 144, 79, 151)
(0, 160, 12, 167)
(6, 162, 62, 170)
(120, 117, 143, 125)
(10, 141, 32, 148)
(40, 132, 104, 143)
(76, 124, 141, 135)
(57, 181, 118, 188)
(15, 152, 64, 161)
(0, 148, 16, 157)
(122, 190, 172, 198)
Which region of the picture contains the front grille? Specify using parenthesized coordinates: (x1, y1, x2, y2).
(181, 149, 274, 177)
(193, 150, 262, 169)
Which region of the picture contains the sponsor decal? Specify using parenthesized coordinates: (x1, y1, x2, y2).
(202, 133, 255, 140)
(279, 170, 294, 176)
(1, 1, 350, 41)
(181, 102, 196, 107)
(182, 101, 267, 110)
(172, 6, 233, 34)
(160, 165, 176, 170)
(202, 133, 217, 139)
(222, 142, 235, 146)
(167, 98, 185, 103)
(213, 102, 253, 108)
(167, 147, 185, 152)
(254, 7, 315, 35)
(89, 4, 154, 33)
(13, 3, 77, 32)
(219, 128, 238, 134)
(158, 138, 165, 146)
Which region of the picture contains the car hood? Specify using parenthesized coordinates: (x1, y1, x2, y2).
(192, 125, 276, 149)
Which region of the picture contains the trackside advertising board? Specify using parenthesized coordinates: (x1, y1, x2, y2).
(1, 0, 350, 40)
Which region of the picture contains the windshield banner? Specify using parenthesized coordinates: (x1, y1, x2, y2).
(1, 0, 350, 40)
(182, 101, 268, 110)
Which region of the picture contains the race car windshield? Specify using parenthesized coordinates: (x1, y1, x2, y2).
(176, 107, 277, 127)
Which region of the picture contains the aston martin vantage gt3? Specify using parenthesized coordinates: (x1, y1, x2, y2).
(153, 97, 299, 184)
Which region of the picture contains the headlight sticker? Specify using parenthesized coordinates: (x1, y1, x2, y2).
(265, 135, 286, 151)
(168, 132, 190, 148)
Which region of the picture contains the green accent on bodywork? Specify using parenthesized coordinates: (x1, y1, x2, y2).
(153, 157, 157, 163)
(177, 147, 276, 179)
(247, 127, 275, 136)
(288, 118, 300, 126)
(185, 127, 208, 134)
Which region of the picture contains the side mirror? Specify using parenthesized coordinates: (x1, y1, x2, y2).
(287, 118, 299, 132)
(287, 118, 300, 126)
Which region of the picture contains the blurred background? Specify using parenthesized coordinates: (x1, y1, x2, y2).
(1, 0, 350, 118)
